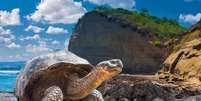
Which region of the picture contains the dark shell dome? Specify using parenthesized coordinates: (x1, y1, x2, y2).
(15, 50, 93, 100)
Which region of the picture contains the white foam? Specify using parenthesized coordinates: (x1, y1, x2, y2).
(0, 70, 19, 74)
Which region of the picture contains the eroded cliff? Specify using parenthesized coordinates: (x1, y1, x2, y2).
(69, 8, 186, 74)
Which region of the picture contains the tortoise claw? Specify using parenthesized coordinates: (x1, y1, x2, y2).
(82, 90, 104, 101)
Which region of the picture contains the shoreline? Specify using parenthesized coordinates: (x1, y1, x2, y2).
(0, 92, 17, 101)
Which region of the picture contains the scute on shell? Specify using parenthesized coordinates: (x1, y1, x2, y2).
(15, 50, 94, 100)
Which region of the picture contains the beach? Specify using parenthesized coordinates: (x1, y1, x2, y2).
(0, 92, 16, 101)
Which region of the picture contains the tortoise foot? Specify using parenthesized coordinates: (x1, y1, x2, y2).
(82, 90, 104, 101)
(42, 86, 63, 101)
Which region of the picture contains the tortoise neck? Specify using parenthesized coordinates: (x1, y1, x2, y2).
(65, 68, 108, 100)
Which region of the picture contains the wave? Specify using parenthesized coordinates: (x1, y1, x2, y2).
(0, 70, 20, 75)
(0, 67, 21, 70)
(0, 61, 25, 70)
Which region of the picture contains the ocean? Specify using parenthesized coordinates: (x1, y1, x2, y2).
(0, 61, 25, 92)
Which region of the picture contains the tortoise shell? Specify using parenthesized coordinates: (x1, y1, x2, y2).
(14, 51, 93, 100)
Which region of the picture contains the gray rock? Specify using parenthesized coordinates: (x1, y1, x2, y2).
(0, 93, 17, 101)
(178, 95, 201, 101)
(69, 11, 167, 74)
(119, 98, 129, 101)
(153, 98, 164, 101)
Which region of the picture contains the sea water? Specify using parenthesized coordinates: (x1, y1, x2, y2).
(0, 61, 25, 92)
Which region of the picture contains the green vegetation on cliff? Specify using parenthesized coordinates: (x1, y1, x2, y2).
(94, 7, 187, 38)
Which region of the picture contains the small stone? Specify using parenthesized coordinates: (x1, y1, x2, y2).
(119, 98, 129, 101)
(153, 98, 164, 101)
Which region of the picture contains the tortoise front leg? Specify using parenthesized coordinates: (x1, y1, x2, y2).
(82, 90, 104, 101)
(42, 86, 63, 101)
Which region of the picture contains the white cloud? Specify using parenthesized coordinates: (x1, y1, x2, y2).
(46, 26, 68, 34)
(0, 54, 26, 61)
(26, 41, 52, 53)
(27, 0, 86, 24)
(0, 8, 21, 26)
(20, 34, 41, 41)
(25, 25, 44, 33)
(0, 27, 15, 45)
(8, 54, 21, 59)
(179, 13, 201, 24)
(0, 27, 20, 49)
(52, 40, 60, 45)
(6, 42, 21, 49)
(85, 0, 135, 10)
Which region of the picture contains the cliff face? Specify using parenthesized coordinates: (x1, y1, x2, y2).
(159, 19, 201, 80)
(69, 11, 169, 74)
(160, 38, 201, 81)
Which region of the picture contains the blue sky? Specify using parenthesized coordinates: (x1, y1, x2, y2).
(0, 0, 201, 61)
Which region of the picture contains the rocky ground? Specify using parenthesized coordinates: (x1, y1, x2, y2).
(98, 74, 201, 101)
(2, 74, 201, 101)
(0, 92, 17, 101)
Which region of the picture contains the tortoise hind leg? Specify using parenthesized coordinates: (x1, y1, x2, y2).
(42, 86, 63, 101)
(82, 90, 104, 101)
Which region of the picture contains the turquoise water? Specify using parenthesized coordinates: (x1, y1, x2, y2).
(0, 61, 25, 92)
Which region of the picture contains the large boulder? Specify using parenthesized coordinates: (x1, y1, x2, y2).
(161, 38, 201, 80)
(98, 74, 201, 101)
(69, 11, 168, 74)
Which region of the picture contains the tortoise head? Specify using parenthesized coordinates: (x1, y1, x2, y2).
(64, 59, 123, 100)
(96, 59, 123, 77)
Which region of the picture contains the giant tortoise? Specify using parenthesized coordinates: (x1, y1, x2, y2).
(15, 51, 123, 101)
